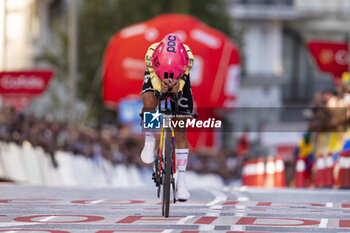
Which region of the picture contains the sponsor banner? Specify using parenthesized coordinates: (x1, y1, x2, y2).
(0, 70, 53, 111)
(0, 70, 53, 94)
(307, 41, 348, 82)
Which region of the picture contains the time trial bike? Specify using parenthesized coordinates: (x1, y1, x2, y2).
(152, 92, 197, 217)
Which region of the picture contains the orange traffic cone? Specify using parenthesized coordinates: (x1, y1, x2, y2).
(315, 154, 326, 187)
(274, 155, 286, 187)
(324, 153, 334, 187)
(345, 153, 350, 188)
(336, 152, 345, 187)
(249, 159, 258, 186)
(265, 156, 275, 188)
(339, 152, 350, 189)
(242, 160, 256, 186)
(242, 160, 249, 186)
(295, 157, 307, 187)
(256, 157, 265, 187)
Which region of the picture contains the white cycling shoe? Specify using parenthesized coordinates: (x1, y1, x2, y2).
(176, 176, 190, 202)
(141, 140, 156, 164)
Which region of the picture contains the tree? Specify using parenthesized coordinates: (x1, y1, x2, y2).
(78, 0, 237, 124)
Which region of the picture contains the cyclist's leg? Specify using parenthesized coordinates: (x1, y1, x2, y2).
(141, 70, 158, 164)
(174, 125, 190, 201)
(171, 77, 193, 201)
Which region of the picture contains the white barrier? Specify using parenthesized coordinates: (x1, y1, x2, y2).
(0, 141, 224, 188)
(0, 142, 7, 178)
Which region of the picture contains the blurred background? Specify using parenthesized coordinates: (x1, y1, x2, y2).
(0, 0, 349, 189)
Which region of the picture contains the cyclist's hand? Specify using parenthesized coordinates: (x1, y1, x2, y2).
(161, 79, 172, 93)
(171, 79, 180, 93)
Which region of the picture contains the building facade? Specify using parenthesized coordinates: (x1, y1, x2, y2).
(227, 0, 350, 152)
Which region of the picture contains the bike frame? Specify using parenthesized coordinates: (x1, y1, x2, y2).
(158, 115, 176, 176)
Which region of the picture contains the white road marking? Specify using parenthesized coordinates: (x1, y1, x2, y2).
(198, 224, 215, 231)
(319, 218, 328, 228)
(0, 221, 40, 227)
(162, 230, 173, 233)
(91, 199, 106, 204)
(231, 225, 245, 231)
(205, 211, 221, 217)
(235, 212, 247, 217)
(326, 202, 333, 208)
(238, 196, 249, 202)
(207, 190, 227, 206)
(210, 204, 222, 209)
(40, 216, 57, 222)
(208, 205, 223, 216)
(236, 205, 246, 210)
(177, 215, 194, 224)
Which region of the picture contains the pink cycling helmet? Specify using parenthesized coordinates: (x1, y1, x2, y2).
(152, 33, 189, 80)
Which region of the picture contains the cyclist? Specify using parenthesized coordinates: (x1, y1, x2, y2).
(141, 33, 194, 202)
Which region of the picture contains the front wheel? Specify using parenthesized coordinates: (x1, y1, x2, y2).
(162, 129, 171, 217)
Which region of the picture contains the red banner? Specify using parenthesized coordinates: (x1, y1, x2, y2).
(0, 70, 53, 95)
(103, 14, 241, 149)
(0, 70, 53, 111)
(308, 41, 348, 81)
(103, 14, 241, 108)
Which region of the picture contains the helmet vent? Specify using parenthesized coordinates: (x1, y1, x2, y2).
(163, 72, 174, 79)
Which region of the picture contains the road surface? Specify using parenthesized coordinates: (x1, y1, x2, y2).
(0, 184, 350, 232)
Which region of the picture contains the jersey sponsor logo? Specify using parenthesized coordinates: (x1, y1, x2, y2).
(178, 97, 189, 108)
(166, 35, 177, 53)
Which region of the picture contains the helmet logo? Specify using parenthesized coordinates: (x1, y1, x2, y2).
(166, 35, 177, 53)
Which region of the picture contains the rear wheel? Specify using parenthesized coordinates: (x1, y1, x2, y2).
(162, 129, 171, 217)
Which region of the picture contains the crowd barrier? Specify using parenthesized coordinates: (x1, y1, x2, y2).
(0, 141, 145, 187)
(241, 131, 350, 189)
(0, 141, 224, 188)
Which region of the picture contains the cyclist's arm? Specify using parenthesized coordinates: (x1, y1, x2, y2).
(179, 44, 195, 91)
(145, 42, 161, 92)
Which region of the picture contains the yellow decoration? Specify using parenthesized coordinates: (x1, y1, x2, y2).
(335, 133, 345, 152)
(328, 132, 338, 153)
(342, 72, 350, 84)
(299, 139, 313, 158)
